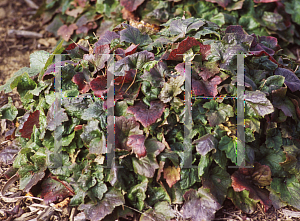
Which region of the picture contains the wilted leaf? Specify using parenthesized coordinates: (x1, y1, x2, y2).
(163, 166, 180, 188)
(57, 24, 78, 41)
(158, 75, 185, 103)
(127, 100, 166, 128)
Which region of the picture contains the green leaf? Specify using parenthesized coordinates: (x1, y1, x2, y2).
(179, 167, 200, 189)
(227, 187, 259, 214)
(132, 154, 159, 178)
(120, 25, 153, 46)
(30, 50, 51, 72)
(204, 100, 234, 127)
(218, 136, 245, 166)
(271, 176, 300, 210)
(202, 165, 232, 205)
(265, 128, 283, 151)
(0, 97, 18, 121)
(127, 176, 148, 211)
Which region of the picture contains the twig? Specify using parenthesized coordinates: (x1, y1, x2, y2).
(8, 30, 43, 38)
(24, 0, 39, 9)
(122, 204, 156, 221)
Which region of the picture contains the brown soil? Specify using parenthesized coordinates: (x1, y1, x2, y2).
(1, 1, 300, 221)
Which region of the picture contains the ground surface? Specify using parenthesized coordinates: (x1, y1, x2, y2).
(1, 1, 300, 221)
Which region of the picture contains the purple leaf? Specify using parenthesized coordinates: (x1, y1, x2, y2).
(180, 188, 222, 221)
(127, 100, 166, 128)
(94, 31, 120, 47)
(274, 68, 300, 92)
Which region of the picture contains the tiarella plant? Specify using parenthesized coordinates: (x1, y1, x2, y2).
(1, 16, 300, 221)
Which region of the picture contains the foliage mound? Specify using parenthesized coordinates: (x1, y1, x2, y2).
(1, 16, 300, 220)
(39, 0, 300, 54)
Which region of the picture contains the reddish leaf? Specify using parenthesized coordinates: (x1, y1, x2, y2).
(125, 44, 139, 56)
(57, 24, 78, 41)
(114, 81, 141, 102)
(167, 37, 211, 61)
(19, 110, 40, 139)
(126, 134, 147, 158)
(291, 98, 300, 119)
(76, 21, 97, 35)
(120, 0, 145, 12)
(66, 43, 77, 50)
(225, 25, 248, 35)
(163, 166, 180, 188)
(115, 69, 136, 85)
(72, 72, 91, 93)
(199, 62, 220, 81)
(90, 75, 107, 97)
(127, 100, 166, 128)
(231, 162, 272, 212)
(41, 177, 74, 205)
(74, 125, 83, 131)
(192, 75, 222, 97)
